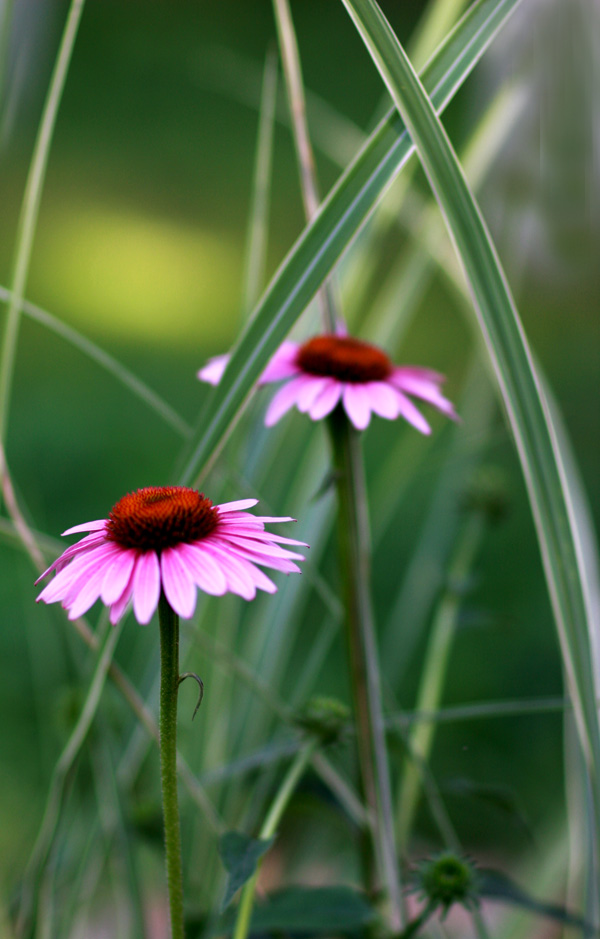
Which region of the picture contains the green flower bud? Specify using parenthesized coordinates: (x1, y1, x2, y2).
(413, 852, 480, 916)
(295, 696, 350, 744)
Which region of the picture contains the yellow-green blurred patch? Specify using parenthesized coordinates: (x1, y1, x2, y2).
(33, 202, 242, 347)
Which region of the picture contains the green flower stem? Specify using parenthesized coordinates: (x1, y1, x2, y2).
(397, 901, 437, 939)
(158, 593, 185, 939)
(396, 510, 486, 847)
(233, 737, 319, 939)
(328, 409, 403, 931)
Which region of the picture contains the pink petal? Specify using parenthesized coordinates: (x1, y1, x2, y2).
(161, 547, 197, 618)
(132, 551, 161, 625)
(264, 376, 309, 427)
(343, 384, 372, 430)
(363, 381, 402, 419)
(62, 519, 107, 537)
(394, 390, 432, 434)
(258, 342, 301, 384)
(308, 380, 342, 420)
(197, 353, 230, 385)
(101, 549, 138, 604)
(217, 499, 259, 513)
(177, 543, 228, 595)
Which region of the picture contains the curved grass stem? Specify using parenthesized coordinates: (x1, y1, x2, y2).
(328, 409, 403, 931)
(233, 736, 319, 939)
(396, 510, 486, 846)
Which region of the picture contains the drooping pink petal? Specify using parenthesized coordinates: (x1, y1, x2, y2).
(392, 365, 445, 385)
(109, 574, 135, 625)
(65, 555, 119, 620)
(343, 384, 372, 430)
(308, 380, 342, 420)
(176, 543, 228, 595)
(61, 519, 107, 537)
(228, 544, 301, 573)
(206, 544, 257, 599)
(37, 543, 119, 605)
(161, 547, 197, 618)
(197, 353, 230, 385)
(295, 376, 330, 413)
(101, 549, 138, 605)
(264, 375, 312, 427)
(132, 551, 161, 625)
(364, 381, 402, 419)
(219, 528, 307, 548)
(209, 533, 305, 562)
(394, 389, 431, 434)
(258, 341, 301, 384)
(244, 562, 277, 594)
(216, 499, 259, 513)
(35, 532, 109, 584)
(391, 370, 457, 418)
(60, 548, 123, 610)
(228, 514, 295, 525)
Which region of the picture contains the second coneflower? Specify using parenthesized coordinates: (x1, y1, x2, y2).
(198, 333, 457, 432)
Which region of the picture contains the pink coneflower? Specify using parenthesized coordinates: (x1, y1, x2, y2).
(198, 335, 457, 433)
(36, 487, 306, 625)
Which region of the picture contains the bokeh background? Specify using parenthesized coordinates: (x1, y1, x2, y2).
(0, 0, 598, 932)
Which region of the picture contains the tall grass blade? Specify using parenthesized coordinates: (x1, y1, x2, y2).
(177, 0, 522, 486)
(339, 0, 600, 887)
(241, 47, 278, 319)
(0, 0, 86, 448)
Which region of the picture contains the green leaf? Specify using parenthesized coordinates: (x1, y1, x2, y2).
(339, 0, 600, 862)
(218, 831, 274, 911)
(221, 885, 376, 935)
(479, 869, 593, 933)
(177, 0, 522, 486)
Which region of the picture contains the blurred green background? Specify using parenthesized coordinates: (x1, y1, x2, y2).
(0, 0, 598, 925)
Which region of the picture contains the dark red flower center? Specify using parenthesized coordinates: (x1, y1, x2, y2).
(106, 486, 219, 552)
(296, 335, 392, 383)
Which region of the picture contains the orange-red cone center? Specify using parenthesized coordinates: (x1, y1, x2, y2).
(106, 486, 218, 551)
(297, 335, 392, 383)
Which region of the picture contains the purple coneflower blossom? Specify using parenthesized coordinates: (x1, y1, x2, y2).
(198, 335, 457, 433)
(36, 487, 306, 625)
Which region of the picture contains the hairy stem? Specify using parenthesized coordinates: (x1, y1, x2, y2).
(158, 594, 185, 939)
